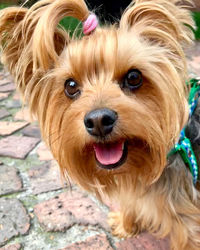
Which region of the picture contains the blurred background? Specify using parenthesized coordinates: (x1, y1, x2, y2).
(0, 0, 200, 39)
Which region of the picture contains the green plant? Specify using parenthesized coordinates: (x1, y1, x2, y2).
(0, 3, 11, 9)
(59, 17, 83, 37)
(193, 12, 200, 40)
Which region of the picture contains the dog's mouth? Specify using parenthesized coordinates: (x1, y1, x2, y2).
(93, 140, 128, 170)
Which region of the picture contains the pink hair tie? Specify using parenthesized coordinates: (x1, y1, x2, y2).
(83, 13, 98, 35)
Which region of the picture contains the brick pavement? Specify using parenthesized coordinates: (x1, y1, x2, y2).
(0, 42, 199, 250)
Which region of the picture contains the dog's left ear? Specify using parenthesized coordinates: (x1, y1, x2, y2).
(120, 0, 194, 52)
(0, 0, 90, 93)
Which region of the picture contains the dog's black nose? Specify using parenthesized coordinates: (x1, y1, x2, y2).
(84, 108, 118, 137)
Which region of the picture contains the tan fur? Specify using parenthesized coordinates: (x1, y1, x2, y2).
(0, 0, 199, 249)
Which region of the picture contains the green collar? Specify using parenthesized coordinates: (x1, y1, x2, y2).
(168, 79, 200, 185)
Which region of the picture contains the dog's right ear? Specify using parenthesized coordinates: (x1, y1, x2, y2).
(0, 0, 89, 92)
(119, 0, 194, 56)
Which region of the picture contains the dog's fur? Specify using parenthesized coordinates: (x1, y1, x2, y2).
(0, 0, 200, 249)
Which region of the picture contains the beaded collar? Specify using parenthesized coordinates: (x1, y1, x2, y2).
(168, 78, 200, 185)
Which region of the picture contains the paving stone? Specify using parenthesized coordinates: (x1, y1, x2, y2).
(102, 197, 119, 212)
(191, 0, 200, 10)
(116, 232, 170, 250)
(182, 0, 200, 11)
(0, 93, 10, 102)
(0, 165, 23, 196)
(0, 79, 11, 86)
(1, 72, 10, 79)
(0, 135, 40, 159)
(0, 72, 12, 81)
(37, 142, 53, 161)
(5, 100, 21, 109)
(0, 109, 10, 120)
(0, 198, 30, 246)
(0, 74, 4, 80)
(14, 108, 31, 122)
(188, 57, 200, 76)
(186, 42, 200, 76)
(0, 243, 21, 250)
(28, 161, 64, 195)
(0, 121, 29, 136)
(12, 92, 21, 101)
(0, 83, 15, 93)
(21, 124, 41, 138)
(0, 72, 6, 78)
(34, 190, 108, 232)
(60, 234, 113, 250)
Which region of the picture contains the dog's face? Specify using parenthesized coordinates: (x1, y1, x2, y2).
(0, 0, 194, 195)
(43, 27, 189, 193)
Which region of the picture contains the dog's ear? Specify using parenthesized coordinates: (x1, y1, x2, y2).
(120, 0, 194, 52)
(0, 7, 28, 76)
(31, 0, 89, 71)
(0, 0, 89, 92)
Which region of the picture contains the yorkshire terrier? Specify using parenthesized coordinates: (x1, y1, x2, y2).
(0, 0, 200, 249)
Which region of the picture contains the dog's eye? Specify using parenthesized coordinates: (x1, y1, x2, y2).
(122, 69, 143, 91)
(64, 79, 80, 99)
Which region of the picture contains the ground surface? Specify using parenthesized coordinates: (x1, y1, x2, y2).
(0, 42, 199, 250)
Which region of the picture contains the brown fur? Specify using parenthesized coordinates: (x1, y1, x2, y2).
(0, 0, 199, 249)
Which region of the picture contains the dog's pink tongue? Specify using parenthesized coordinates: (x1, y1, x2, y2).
(93, 141, 123, 165)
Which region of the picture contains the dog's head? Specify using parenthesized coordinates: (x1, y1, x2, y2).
(0, 0, 194, 196)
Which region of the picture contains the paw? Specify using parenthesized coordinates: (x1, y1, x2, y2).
(108, 211, 137, 238)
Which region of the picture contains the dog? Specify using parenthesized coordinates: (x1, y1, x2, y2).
(0, 0, 200, 249)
